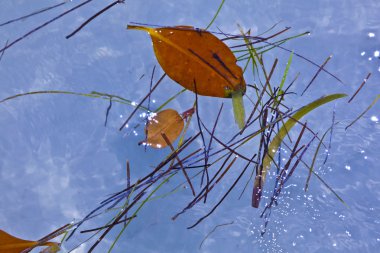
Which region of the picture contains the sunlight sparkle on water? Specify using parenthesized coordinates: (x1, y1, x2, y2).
(148, 112, 157, 120)
(374, 50, 380, 57)
(368, 32, 376, 38)
(370, 116, 379, 122)
(345, 165, 351, 171)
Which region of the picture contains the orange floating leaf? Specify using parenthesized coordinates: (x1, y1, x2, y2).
(0, 229, 57, 253)
(128, 25, 246, 128)
(141, 109, 185, 148)
(128, 25, 246, 98)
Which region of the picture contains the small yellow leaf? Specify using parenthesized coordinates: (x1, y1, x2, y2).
(142, 109, 184, 148)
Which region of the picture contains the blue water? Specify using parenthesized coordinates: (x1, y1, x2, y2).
(0, 1, 379, 252)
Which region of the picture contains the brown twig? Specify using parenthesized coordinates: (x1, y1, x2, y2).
(66, 0, 125, 39)
(348, 72, 371, 103)
(161, 133, 196, 196)
(301, 55, 332, 96)
(0, 0, 94, 54)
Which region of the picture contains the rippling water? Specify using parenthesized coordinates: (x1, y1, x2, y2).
(0, 1, 379, 252)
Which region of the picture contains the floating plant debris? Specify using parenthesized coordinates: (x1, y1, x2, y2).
(128, 25, 246, 129)
(1, 1, 371, 251)
(252, 93, 347, 207)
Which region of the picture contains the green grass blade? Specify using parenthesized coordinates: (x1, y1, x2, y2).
(154, 88, 186, 112)
(0, 90, 150, 111)
(304, 124, 334, 191)
(231, 90, 246, 129)
(311, 171, 347, 206)
(346, 94, 380, 130)
(279, 51, 293, 92)
(205, 0, 226, 30)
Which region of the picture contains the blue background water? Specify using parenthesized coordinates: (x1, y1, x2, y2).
(0, 1, 379, 252)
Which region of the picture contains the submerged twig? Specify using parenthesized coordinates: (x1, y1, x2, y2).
(199, 221, 234, 249)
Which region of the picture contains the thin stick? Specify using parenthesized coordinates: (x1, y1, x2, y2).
(124, 161, 131, 225)
(80, 216, 136, 233)
(193, 81, 209, 193)
(199, 221, 234, 249)
(0, 2, 66, 27)
(229, 27, 291, 48)
(0, 40, 8, 62)
(171, 153, 233, 221)
(66, 0, 125, 39)
(88, 184, 149, 252)
(348, 72, 371, 103)
(104, 98, 112, 126)
(161, 133, 196, 196)
(188, 154, 254, 229)
(0, 0, 94, 54)
(147, 66, 156, 111)
(205, 103, 224, 177)
(301, 55, 332, 96)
